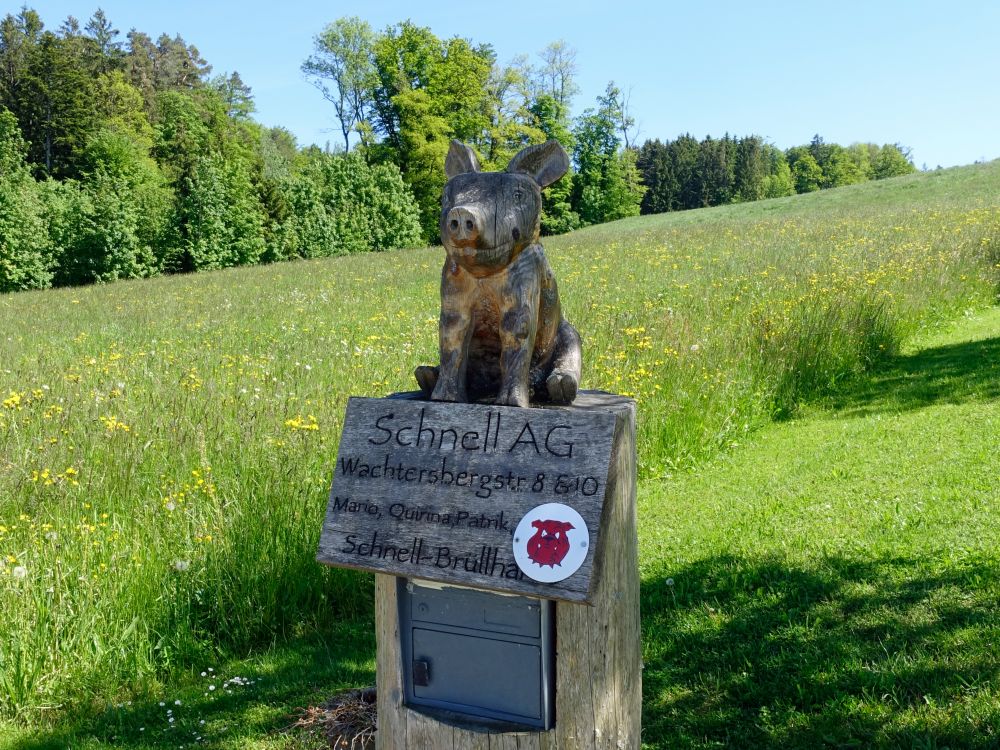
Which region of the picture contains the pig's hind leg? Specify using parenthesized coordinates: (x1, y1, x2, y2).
(545, 320, 582, 403)
(414, 365, 439, 395)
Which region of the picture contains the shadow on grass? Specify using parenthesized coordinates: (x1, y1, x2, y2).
(641, 555, 1000, 749)
(824, 334, 1000, 419)
(7, 621, 376, 750)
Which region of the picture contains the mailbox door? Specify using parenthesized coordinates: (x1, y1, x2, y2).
(412, 627, 543, 721)
(399, 580, 555, 729)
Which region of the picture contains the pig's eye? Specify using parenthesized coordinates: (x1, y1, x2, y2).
(512, 189, 524, 204)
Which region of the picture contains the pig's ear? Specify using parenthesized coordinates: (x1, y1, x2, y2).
(445, 140, 480, 178)
(507, 140, 569, 187)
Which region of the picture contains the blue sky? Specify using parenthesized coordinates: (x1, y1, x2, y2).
(27, 0, 1000, 168)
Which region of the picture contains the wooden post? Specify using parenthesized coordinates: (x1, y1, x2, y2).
(374, 393, 639, 749)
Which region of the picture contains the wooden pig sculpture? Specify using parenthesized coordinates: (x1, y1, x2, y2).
(415, 139, 582, 408)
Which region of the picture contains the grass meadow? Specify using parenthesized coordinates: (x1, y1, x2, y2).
(1, 161, 999, 747)
(638, 304, 1000, 747)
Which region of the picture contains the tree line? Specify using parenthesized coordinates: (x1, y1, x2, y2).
(0, 8, 916, 294)
(635, 134, 916, 214)
(0, 8, 422, 293)
(301, 18, 644, 240)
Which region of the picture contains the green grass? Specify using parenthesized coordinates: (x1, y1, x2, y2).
(639, 306, 1000, 748)
(0, 623, 374, 750)
(0, 161, 999, 745)
(6, 305, 1000, 750)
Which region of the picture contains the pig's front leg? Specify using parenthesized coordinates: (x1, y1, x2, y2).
(497, 251, 541, 408)
(431, 261, 475, 403)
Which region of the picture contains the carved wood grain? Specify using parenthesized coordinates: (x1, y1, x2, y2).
(373, 393, 639, 750)
(318, 395, 618, 603)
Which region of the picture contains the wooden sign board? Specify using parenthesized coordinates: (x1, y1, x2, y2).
(317, 395, 618, 602)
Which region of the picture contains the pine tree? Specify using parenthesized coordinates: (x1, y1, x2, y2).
(18, 30, 98, 177)
(83, 9, 122, 75)
(636, 139, 672, 214)
(0, 9, 43, 111)
(696, 135, 734, 206)
(733, 136, 765, 203)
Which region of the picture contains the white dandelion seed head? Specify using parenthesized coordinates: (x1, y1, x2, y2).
(173, 559, 190, 572)
(12, 565, 27, 579)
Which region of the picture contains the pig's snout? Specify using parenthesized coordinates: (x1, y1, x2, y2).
(445, 206, 483, 245)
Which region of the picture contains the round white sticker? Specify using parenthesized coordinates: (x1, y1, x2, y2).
(512, 503, 589, 583)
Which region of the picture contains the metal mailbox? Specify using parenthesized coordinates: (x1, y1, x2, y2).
(398, 579, 556, 729)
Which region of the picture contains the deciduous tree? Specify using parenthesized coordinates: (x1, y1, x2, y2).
(302, 17, 375, 151)
(0, 107, 51, 291)
(55, 128, 169, 284)
(572, 83, 644, 225)
(791, 151, 822, 193)
(873, 143, 916, 179)
(536, 40, 578, 112)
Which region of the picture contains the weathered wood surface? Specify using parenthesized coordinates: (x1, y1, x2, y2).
(375, 393, 640, 750)
(414, 139, 581, 408)
(318, 394, 617, 603)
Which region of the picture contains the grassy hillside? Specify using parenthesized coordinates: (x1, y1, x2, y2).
(639, 306, 1000, 747)
(0, 161, 998, 733)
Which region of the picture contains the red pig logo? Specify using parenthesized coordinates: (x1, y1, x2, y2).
(526, 519, 574, 567)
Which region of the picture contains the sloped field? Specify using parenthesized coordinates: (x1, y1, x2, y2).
(1, 161, 998, 725)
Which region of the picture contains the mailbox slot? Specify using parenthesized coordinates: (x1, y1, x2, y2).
(398, 579, 555, 729)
